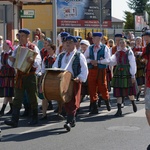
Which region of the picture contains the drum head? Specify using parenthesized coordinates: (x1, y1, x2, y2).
(45, 68, 65, 72)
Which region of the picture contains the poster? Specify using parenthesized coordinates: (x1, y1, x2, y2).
(57, 0, 112, 28)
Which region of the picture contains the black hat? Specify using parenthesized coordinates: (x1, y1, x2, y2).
(92, 32, 103, 37)
(19, 28, 30, 35)
(115, 34, 122, 38)
(66, 35, 77, 43)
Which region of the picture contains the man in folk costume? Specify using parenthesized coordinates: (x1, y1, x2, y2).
(53, 35, 88, 131)
(141, 30, 150, 126)
(56, 32, 70, 55)
(84, 32, 111, 114)
(4, 28, 42, 127)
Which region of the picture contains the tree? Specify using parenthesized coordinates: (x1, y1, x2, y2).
(127, 0, 148, 15)
(124, 11, 134, 29)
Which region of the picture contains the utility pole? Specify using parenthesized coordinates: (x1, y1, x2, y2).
(99, 0, 103, 32)
(52, 0, 57, 45)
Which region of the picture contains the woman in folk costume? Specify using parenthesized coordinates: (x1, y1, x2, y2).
(110, 38, 137, 117)
(132, 37, 146, 101)
(112, 34, 123, 55)
(84, 32, 111, 114)
(0, 40, 15, 116)
(56, 32, 69, 55)
(38, 44, 56, 120)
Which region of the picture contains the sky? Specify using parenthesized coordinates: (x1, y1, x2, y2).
(112, 0, 132, 20)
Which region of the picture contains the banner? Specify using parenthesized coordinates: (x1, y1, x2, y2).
(57, 0, 112, 28)
(135, 15, 147, 31)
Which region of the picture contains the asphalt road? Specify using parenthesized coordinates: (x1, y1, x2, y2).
(0, 92, 150, 150)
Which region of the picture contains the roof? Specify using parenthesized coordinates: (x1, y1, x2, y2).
(112, 17, 125, 23)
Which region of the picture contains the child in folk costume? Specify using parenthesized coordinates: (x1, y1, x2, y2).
(0, 40, 15, 116)
(110, 38, 137, 117)
(133, 37, 146, 101)
(38, 44, 56, 120)
(40, 37, 52, 60)
(39, 37, 53, 111)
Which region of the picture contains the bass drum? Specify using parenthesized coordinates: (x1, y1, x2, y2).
(42, 68, 74, 103)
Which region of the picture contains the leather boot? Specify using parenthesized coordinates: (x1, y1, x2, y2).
(105, 100, 111, 111)
(28, 108, 38, 126)
(64, 115, 76, 132)
(136, 91, 141, 101)
(131, 100, 137, 112)
(114, 104, 122, 117)
(98, 96, 102, 107)
(4, 107, 20, 128)
(89, 101, 98, 114)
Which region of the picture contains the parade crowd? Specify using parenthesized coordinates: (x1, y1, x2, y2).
(0, 27, 150, 133)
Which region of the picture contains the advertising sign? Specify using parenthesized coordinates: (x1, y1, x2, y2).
(57, 0, 112, 28)
(135, 15, 147, 31)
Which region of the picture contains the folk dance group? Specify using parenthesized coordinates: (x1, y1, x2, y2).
(0, 28, 150, 132)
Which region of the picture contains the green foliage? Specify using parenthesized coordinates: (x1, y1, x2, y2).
(124, 11, 134, 29)
(127, 0, 148, 15)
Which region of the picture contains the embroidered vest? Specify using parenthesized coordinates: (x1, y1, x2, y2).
(88, 44, 107, 69)
(58, 51, 81, 78)
(44, 56, 56, 68)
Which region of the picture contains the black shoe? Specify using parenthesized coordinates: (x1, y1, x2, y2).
(89, 108, 98, 115)
(131, 101, 137, 112)
(89, 102, 92, 111)
(70, 120, 76, 127)
(4, 119, 18, 128)
(114, 110, 122, 117)
(64, 123, 71, 132)
(105, 100, 111, 111)
(98, 96, 102, 107)
(136, 91, 141, 101)
(28, 118, 38, 126)
(89, 102, 98, 114)
(114, 104, 122, 117)
(39, 115, 47, 120)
